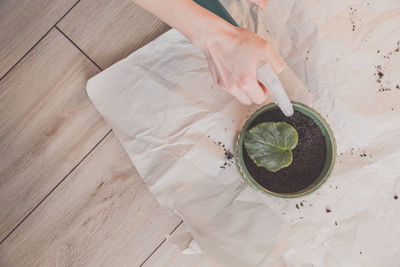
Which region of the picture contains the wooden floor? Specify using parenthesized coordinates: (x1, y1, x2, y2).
(0, 0, 209, 266)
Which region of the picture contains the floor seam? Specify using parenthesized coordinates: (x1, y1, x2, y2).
(139, 220, 184, 267)
(0, 129, 112, 245)
(0, 0, 82, 82)
(55, 26, 103, 71)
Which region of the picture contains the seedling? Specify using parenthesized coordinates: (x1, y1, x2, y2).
(244, 122, 298, 172)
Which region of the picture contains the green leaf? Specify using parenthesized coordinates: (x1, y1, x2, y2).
(244, 122, 298, 172)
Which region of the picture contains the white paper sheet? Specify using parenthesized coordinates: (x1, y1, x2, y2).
(86, 0, 400, 266)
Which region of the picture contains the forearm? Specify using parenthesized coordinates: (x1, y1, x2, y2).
(132, 0, 236, 49)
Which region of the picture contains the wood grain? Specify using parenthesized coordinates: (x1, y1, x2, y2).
(0, 132, 181, 266)
(0, 29, 109, 241)
(0, 0, 78, 78)
(57, 0, 170, 69)
(143, 223, 212, 267)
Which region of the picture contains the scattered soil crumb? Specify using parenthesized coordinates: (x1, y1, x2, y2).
(349, 6, 359, 31)
(326, 208, 332, 213)
(207, 135, 234, 169)
(225, 150, 233, 160)
(296, 204, 300, 209)
(394, 195, 398, 200)
(374, 65, 387, 92)
(375, 41, 400, 92)
(335, 221, 338, 226)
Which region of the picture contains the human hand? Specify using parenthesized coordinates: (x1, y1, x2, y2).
(247, 0, 268, 10)
(198, 26, 284, 105)
(132, 0, 282, 105)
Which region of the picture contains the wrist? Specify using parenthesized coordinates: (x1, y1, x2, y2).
(191, 19, 238, 52)
(177, 2, 238, 51)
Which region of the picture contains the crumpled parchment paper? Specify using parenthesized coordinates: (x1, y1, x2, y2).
(86, 0, 400, 266)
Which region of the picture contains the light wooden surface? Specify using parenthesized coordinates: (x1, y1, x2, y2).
(58, 0, 170, 69)
(0, 0, 189, 265)
(0, 132, 181, 266)
(0, 0, 78, 78)
(0, 28, 108, 241)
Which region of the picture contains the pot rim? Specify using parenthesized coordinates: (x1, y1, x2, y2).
(235, 102, 337, 198)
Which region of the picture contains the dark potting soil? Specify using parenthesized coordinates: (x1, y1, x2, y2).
(243, 109, 327, 194)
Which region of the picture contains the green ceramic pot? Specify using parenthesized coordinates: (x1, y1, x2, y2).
(235, 102, 336, 198)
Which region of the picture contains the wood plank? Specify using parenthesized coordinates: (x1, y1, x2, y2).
(143, 223, 212, 267)
(57, 0, 170, 69)
(0, 29, 109, 241)
(0, 0, 78, 78)
(0, 132, 181, 266)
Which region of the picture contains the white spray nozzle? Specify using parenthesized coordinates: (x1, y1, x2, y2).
(257, 64, 294, 117)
